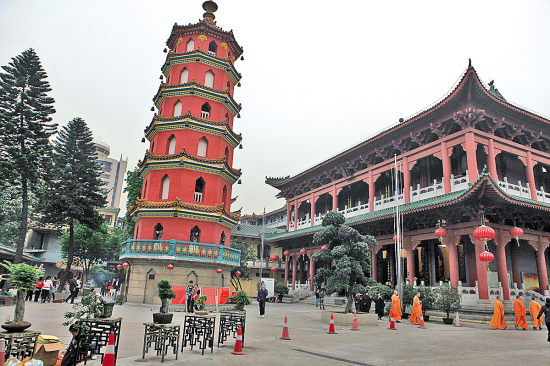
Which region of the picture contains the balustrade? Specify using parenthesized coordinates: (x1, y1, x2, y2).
(536, 187, 550, 203)
(497, 177, 531, 198)
(410, 179, 444, 202)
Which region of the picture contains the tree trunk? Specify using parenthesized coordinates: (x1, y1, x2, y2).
(345, 294, 354, 314)
(160, 298, 169, 314)
(58, 220, 75, 293)
(14, 178, 28, 264)
(14, 288, 26, 323)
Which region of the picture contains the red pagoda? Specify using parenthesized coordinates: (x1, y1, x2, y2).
(121, 0, 242, 303)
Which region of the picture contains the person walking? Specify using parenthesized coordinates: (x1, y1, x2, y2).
(100, 280, 107, 297)
(49, 277, 57, 302)
(409, 293, 422, 325)
(391, 290, 403, 322)
(374, 293, 384, 320)
(355, 293, 362, 313)
(489, 296, 507, 330)
(530, 296, 543, 330)
(513, 295, 528, 330)
(257, 282, 268, 318)
(363, 292, 371, 313)
(65, 276, 79, 304)
(319, 288, 326, 310)
(41, 276, 52, 303)
(185, 281, 194, 313)
(34, 277, 44, 302)
(192, 284, 201, 311)
(315, 289, 320, 308)
(537, 298, 550, 341)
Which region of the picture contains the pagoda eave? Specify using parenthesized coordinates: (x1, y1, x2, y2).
(161, 50, 241, 83)
(153, 84, 241, 115)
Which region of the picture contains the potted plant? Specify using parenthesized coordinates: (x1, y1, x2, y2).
(1, 261, 43, 332)
(227, 290, 251, 312)
(434, 283, 461, 324)
(194, 295, 208, 315)
(153, 280, 177, 324)
(417, 285, 435, 321)
(274, 282, 289, 303)
(116, 295, 124, 305)
(63, 292, 113, 330)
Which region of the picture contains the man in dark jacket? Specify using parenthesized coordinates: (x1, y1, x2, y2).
(65, 276, 78, 304)
(537, 297, 550, 342)
(374, 293, 385, 320)
(363, 292, 372, 313)
(257, 282, 268, 318)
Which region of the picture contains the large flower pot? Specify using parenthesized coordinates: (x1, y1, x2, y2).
(442, 317, 454, 325)
(2, 322, 31, 332)
(153, 313, 173, 324)
(100, 302, 116, 318)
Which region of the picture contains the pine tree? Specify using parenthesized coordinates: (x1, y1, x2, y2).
(123, 166, 143, 237)
(37, 117, 106, 291)
(0, 49, 57, 264)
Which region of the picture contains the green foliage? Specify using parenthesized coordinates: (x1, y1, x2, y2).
(228, 290, 252, 311)
(0, 48, 57, 263)
(63, 292, 108, 330)
(157, 280, 177, 300)
(368, 283, 393, 301)
(310, 211, 376, 313)
(229, 240, 253, 291)
(0, 186, 39, 247)
(402, 283, 416, 307)
(194, 295, 208, 311)
(274, 282, 289, 296)
(1, 261, 43, 291)
(90, 265, 112, 285)
(434, 283, 461, 318)
(123, 166, 143, 236)
(417, 285, 436, 313)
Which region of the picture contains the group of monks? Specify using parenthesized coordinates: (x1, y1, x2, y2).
(389, 290, 424, 325)
(489, 295, 544, 330)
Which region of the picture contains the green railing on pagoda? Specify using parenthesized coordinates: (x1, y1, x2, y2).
(119, 239, 240, 266)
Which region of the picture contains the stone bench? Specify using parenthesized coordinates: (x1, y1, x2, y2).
(321, 311, 378, 326)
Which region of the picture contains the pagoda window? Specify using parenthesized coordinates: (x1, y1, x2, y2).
(190, 225, 201, 242)
(220, 231, 226, 245)
(208, 41, 217, 56)
(143, 180, 148, 199)
(135, 226, 139, 240)
(200, 103, 211, 118)
(167, 134, 176, 154)
(161, 175, 170, 200)
(180, 68, 189, 84)
(225, 113, 229, 121)
(197, 137, 208, 157)
(186, 39, 195, 52)
(224, 146, 229, 159)
(154, 223, 163, 240)
(205, 71, 215, 88)
(194, 177, 205, 202)
(150, 141, 155, 153)
(222, 185, 227, 207)
(174, 100, 183, 117)
(227, 81, 230, 89)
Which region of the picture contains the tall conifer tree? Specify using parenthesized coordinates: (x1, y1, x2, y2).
(0, 49, 57, 264)
(38, 117, 106, 291)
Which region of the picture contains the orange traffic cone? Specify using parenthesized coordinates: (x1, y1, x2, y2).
(350, 312, 359, 331)
(102, 332, 116, 366)
(388, 317, 397, 330)
(455, 312, 462, 327)
(280, 316, 291, 340)
(327, 314, 337, 334)
(418, 316, 427, 329)
(231, 327, 244, 355)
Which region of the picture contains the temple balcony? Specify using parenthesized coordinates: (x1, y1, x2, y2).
(245, 258, 285, 270)
(120, 239, 240, 266)
(497, 177, 531, 199)
(536, 187, 550, 203)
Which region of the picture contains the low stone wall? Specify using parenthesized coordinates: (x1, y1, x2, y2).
(321, 311, 378, 326)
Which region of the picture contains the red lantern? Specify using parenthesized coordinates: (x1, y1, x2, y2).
(393, 235, 402, 243)
(473, 225, 495, 244)
(166, 264, 174, 270)
(321, 245, 329, 251)
(216, 268, 223, 274)
(269, 254, 280, 262)
(270, 267, 277, 272)
(300, 248, 307, 255)
(435, 228, 447, 239)
(122, 263, 130, 268)
(509, 227, 523, 246)
(479, 251, 495, 262)
(283, 251, 290, 257)
(235, 271, 241, 276)
(116, 264, 122, 270)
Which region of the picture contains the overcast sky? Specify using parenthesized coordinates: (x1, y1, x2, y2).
(1, 0, 549, 217)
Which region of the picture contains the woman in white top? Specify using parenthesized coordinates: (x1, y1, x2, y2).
(41, 276, 52, 303)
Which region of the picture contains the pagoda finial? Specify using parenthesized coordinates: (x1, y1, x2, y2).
(202, 0, 218, 22)
(468, 58, 472, 68)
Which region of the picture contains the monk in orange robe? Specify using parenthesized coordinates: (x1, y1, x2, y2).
(408, 293, 422, 325)
(529, 297, 543, 330)
(513, 295, 528, 330)
(391, 291, 402, 322)
(489, 296, 507, 330)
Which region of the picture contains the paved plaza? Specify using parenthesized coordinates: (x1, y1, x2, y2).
(3, 300, 549, 366)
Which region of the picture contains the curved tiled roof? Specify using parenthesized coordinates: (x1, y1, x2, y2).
(137, 149, 242, 177)
(153, 80, 240, 109)
(131, 197, 240, 222)
(161, 49, 241, 80)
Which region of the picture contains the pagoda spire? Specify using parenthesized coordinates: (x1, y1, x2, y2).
(202, 0, 218, 22)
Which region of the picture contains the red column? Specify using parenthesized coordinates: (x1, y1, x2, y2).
(286, 202, 291, 230)
(368, 171, 374, 212)
(510, 241, 521, 287)
(471, 235, 489, 300)
(309, 250, 315, 291)
(495, 229, 510, 300)
(284, 256, 289, 285)
(403, 156, 411, 203)
(464, 132, 478, 183)
(310, 194, 316, 227)
(526, 151, 537, 200)
(292, 255, 297, 290)
(372, 248, 378, 281)
(406, 247, 414, 284)
(441, 141, 452, 193)
(536, 243, 549, 294)
(487, 139, 498, 180)
(467, 241, 478, 286)
(447, 231, 459, 287)
(332, 185, 337, 212)
(294, 200, 298, 231)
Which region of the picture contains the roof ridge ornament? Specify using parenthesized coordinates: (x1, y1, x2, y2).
(202, 0, 218, 22)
